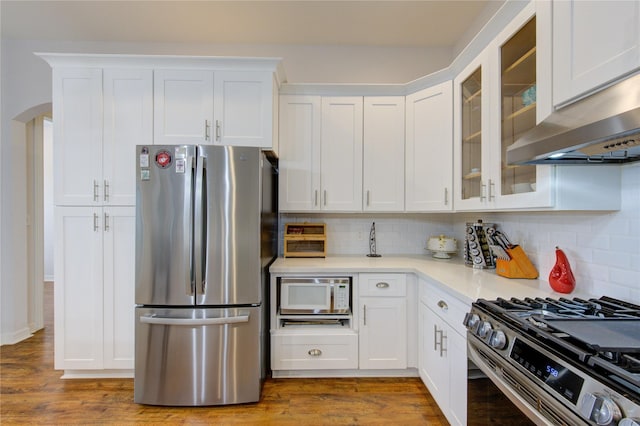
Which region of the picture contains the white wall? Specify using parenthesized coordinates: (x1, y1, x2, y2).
(284, 164, 640, 305)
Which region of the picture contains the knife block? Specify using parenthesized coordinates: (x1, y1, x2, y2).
(496, 245, 539, 279)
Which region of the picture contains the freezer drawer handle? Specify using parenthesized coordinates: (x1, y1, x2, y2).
(140, 314, 249, 326)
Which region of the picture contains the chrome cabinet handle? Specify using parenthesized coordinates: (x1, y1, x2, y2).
(437, 300, 448, 311)
(363, 304, 367, 326)
(323, 190, 327, 206)
(444, 187, 448, 205)
(104, 180, 109, 202)
(215, 120, 221, 141)
(93, 180, 99, 202)
(104, 212, 110, 232)
(204, 120, 210, 141)
(366, 190, 370, 206)
(314, 190, 318, 207)
(433, 325, 447, 357)
(93, 213, 99, 232)
(489, 179, 495, 201)
(439, 330, 447, 357)
(480, 181, 487, 201)
(376, 282, 389, 289)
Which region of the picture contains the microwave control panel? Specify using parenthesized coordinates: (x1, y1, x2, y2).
(334, 284, 350, 310)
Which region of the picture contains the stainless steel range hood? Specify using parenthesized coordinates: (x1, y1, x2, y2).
(506, 72, 640, 165)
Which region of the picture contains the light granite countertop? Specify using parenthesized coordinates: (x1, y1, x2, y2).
(270, 255, 593, 305)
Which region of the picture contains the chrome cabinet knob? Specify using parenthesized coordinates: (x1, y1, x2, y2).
(308, 349, 322, 357)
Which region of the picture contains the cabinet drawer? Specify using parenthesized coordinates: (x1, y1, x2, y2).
(420, 279, 469, 336)
(272, 332, 358, 370)
(359, 273, 406, 297)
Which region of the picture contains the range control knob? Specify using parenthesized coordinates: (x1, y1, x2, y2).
(488, 330, 507, 349)
(463, 313, 480, 330)
(579, 393, 622, 425)
(477, 321, 493, 339)
(619, 418, 640, 426)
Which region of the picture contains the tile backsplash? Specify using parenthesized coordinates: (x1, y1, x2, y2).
(280, 164, 639, 304)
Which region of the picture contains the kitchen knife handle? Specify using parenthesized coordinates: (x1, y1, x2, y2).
(140, 314, 249, 326)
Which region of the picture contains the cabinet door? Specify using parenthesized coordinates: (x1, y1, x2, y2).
(103, 207, 135, 369)
(363, 97, 405, 212)
(54, 206, 104, 370)
(53, 68, 103, 205)
(320, 97, 363, 211)
(405, 82, 453, 211)
(490, 4, 554, 210)
(153, 69, 214, 144)
(103, 69, 153, 206)
(553, 0, 640, 106)
(278, 95, 321, 211)
(360, 297, 407, 369)
(448, 330, 468, 426)
(453, 51, 492, 211)
(418, 302, 449, 409)
(213, 71, 273, 148)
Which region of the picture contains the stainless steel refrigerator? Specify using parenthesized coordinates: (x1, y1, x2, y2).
(134, 144, 277, 406)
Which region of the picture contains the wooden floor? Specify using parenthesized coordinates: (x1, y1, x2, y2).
(1, 283, 449, 425)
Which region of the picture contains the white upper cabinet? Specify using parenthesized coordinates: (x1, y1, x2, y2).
(278, 95, 322, 211)
(553, 0, 640, 107)
(453, 50, 492, 211)
(53, 67, 152, 206)
(153, 69, 215, 145)
(154, 69, 276, 148)
(405, 81, 453, 212)
(53, 68, 103, 206)
(363, 97, 405, 212)
(103, 69, 153, 206)
(214, 71, 274, 148)
(321, 97, 364, 211)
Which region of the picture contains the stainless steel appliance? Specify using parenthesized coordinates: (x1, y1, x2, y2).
(278, 277, 351, 315)
(464, 296, 640, 425)
(507, 72, 640, 165)
(134, 145, 277, 406)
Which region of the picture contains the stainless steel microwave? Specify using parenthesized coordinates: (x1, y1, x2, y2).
(279, 277, 351, 315)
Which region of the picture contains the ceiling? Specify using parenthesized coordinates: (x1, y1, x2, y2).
(1, 1, 493, 48)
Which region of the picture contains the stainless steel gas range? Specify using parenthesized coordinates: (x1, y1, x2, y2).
(464, 296, 640, 426)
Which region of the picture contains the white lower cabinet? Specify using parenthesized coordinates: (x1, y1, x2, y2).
(55, 206, 135, 372)
(419, 277, 468, 426)
(358, 273, 407, 369)
(272, 331, 358, 370)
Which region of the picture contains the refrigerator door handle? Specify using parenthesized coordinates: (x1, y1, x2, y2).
(194, 151, 205, 297)
(140, 314, 249, 326)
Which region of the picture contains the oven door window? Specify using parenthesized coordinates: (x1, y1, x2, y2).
(282, 284, 330, 311)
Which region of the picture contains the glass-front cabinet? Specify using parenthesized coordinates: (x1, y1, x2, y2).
(500, 17, 537, 197)
(461, 67, 483, 201)
(454, 2, 554, 211)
